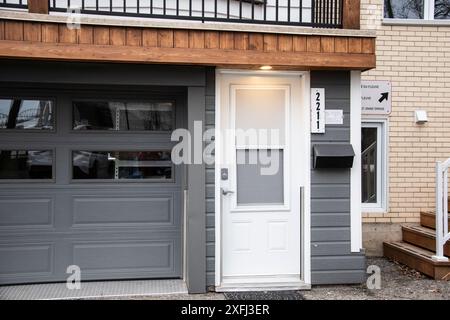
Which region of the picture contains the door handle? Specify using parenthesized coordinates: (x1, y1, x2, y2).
(221, 188, 235, 196)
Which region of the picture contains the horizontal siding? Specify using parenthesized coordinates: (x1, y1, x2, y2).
(205, 67, 216, 287)
(310, 71, 365, 285)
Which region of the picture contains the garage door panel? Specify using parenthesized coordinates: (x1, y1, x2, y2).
(0, 243, 54, 276)
(72, 240, 178, 275)
(0, 197, 55, 229)
(72, 194, 177, 226)
(0, 88, 184, 285)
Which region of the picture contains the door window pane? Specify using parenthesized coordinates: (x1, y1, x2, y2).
(236, 149, 284, 206)
(384, 0, 424, 18)
(0, 150, 53, 179)
(72, 150, 172, 180)
(435, 0, 450, 19)
(235, 89, 285, 145)
(0, 99, 54, 130)
(73, 101, 174, 131)
(361, 128, 377, 203)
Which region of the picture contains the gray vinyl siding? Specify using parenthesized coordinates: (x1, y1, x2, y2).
(310, 71, 365, 285)
(205, 68, 216, 287)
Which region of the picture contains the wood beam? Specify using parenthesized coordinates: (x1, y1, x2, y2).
(28, 0, 49, 14)
(342, 0, 360, 30)
(0, 40, 376, 70)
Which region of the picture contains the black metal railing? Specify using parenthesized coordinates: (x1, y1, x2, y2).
(0, 0, 28, 10)
(0, 0, 343, 28)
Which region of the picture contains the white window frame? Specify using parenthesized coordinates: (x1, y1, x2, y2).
(383, 0, 450, 25)
(361, 119, 388, 213)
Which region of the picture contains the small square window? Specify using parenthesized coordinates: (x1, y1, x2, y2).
(0, 98, 54, 130)
(0, 150, 53, 180)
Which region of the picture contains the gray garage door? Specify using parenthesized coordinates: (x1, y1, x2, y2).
(0, 87, 184, 285)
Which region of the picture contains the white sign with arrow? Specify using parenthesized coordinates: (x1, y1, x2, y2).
(361, 80, 391, 115)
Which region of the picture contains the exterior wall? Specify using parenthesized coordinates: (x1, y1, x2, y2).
(360, 0, 450, 224)
(310, 71, 365, 284)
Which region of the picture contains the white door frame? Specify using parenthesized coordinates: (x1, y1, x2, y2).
(214, 69, 311, 290)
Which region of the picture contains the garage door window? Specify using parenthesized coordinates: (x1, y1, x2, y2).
(0, 98, 54, 130)
(72, 101, 174, 131)
(72, 150, 172, 180)
(0, 150, 53, 179)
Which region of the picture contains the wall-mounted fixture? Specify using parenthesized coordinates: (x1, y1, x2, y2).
(414, 110, 428, 124)
(313, 144, 355, 169)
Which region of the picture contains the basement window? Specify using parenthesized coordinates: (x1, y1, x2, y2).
(361, 121, 388, 212)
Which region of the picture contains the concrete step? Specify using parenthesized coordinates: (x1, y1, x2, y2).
(383, 241, 450, 280)
(402, 225, 450, 257)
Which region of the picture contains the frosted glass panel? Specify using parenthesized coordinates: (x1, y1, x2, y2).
(236, 149, 284, 206)
(235, 88, 285, 145)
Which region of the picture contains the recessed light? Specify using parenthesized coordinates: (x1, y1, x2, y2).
(260, 65, 272, 70)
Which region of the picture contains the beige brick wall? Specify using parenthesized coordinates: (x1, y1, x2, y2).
(360, 0, 450, 223)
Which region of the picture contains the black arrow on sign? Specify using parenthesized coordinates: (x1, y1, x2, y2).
(378, 92, 389, 103)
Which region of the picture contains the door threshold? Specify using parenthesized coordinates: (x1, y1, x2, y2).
(0, 279, 187, 300)
(216, 281, 311, 292)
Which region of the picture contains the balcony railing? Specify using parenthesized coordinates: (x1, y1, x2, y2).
(0, 0, 344, 28)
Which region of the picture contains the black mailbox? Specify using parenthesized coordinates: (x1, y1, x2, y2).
(313, 144, 355, 169)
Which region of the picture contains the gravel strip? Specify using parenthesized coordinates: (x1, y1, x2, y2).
(87, 257, 450, 300)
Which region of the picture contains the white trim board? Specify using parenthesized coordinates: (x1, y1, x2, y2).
(350, 70, 363, 253)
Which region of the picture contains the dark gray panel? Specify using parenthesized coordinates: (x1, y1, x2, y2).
(311, 170, 350, 184)
(0, 198, 53, 228)
(311, 214, 350, 227)
(311, 256, 366, 271)
(73, 196, 174, 225)
(311, 269, 366, 284)
(311, 242, 351, 256)
(311, 184, 350, 199)
(0, 244, 52, 275)
(206, 213, 215, 228)
(73, 241, 173, 271)
(0, 60, 206, 87)
(186, 86, 206, 293)
(206, 199, 215, 214)
(206, 168, 215, 184)
(205, 68, 216, 287)
(312, 128, 350, 142)
(311, 199, 350, 213)
(311, 227, 351, 242)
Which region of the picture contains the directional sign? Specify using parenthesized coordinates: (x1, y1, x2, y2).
(361, 81, 391, 115)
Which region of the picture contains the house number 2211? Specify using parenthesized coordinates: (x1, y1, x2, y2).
(311, 88, 325, 134)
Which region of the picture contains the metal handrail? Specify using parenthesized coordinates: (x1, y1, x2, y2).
(433, 158, 450, 262)
(0, 0, 27, 10)
(1, 0, 344, 28)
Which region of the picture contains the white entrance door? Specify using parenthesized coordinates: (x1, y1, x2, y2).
(217, 72, 308, 289)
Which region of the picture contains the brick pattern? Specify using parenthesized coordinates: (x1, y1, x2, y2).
(360, 0, 450, 223)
